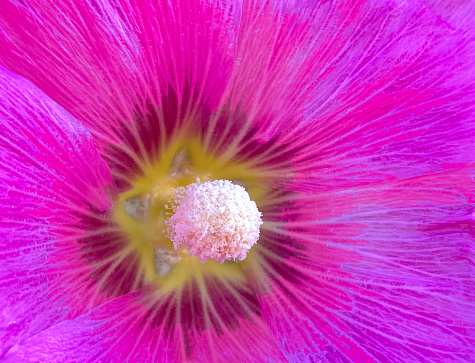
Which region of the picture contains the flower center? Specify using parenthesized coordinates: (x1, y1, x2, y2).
(113, 136, 268, 288)
(166, 179, 262, 263)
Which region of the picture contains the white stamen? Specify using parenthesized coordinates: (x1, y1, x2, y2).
(166, 180, 262, 263)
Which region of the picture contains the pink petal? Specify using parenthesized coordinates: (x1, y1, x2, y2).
(0, 66, 112, 357)
(242, 2, 475, 191)
(2, 1, 474, 192)
(2, 284, 286, 362)
(1, 306, 107, 363)
(425, 0, 475, 29)
(0, 0, 137, 148)
(222, 0, 366, 137)
(256, 166, 475, 361)
(0, 0, 240, 156)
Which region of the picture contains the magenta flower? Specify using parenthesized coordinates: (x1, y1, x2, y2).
(1, 0, 474, 361)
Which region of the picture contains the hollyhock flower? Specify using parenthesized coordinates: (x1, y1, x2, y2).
(0, 0, 474, 361)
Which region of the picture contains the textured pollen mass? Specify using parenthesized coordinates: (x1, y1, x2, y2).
(166, 179, 263, 263)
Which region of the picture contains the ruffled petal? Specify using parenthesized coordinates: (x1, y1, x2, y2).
(255, 166, 475, 361)
(0, 66, 112, 357)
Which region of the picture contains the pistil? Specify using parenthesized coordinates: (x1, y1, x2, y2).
(165, 179, 262, 263)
